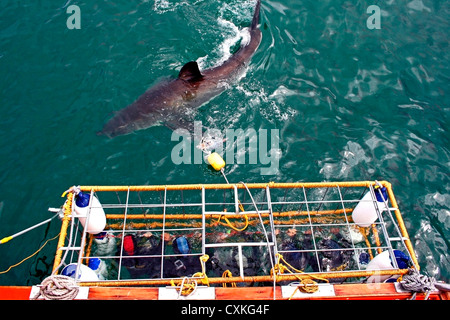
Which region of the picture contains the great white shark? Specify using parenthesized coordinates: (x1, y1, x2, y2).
(99, 0, 262, 138)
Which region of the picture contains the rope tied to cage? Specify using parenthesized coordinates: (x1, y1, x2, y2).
(222, 270, 237, 288)
(192, 254, 210, 286)
(32, 275, 79, 300)
(171, 277, 198, 298)
(288, 279, 320, 299)
(215, 209, 249, 232)
(399, 268, 436, 299)
(170, 254, 210, 298)
(271, 254, 328, 297)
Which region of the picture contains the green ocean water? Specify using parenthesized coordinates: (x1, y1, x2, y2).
(0, 0, 448, 287)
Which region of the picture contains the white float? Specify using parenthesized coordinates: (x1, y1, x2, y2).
(61, 263, 99, 281)
(352, 184, 388, 227)
(366, 250, 411, 283)
(73, 190, 106, 234)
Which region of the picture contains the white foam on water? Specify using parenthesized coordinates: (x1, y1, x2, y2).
(197, 19, 250, 71)
(153, 0, 206, 14)
(196, 0, 255, 70)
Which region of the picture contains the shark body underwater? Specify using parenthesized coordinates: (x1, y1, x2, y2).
(99, 0, 262, 138)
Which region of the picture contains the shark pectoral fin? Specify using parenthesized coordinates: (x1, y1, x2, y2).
(178, 61, 203, 82)
(164, 119, 194, 132)
(163, 112, 199, 132)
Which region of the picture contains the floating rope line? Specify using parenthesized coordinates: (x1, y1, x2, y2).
(0, 232, 60, 275)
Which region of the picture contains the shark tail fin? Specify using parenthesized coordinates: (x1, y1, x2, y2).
(251, 0, 261, 30)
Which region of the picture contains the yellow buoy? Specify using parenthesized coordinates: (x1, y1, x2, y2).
(207, 152, 225, 171)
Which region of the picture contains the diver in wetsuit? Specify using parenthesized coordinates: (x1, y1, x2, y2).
(277, 228, 318, 272)
(164, 236, 202, 278)
(121, 232, 165, 279)
(205, 230, 275, 281)
(316, 227, 354, 283)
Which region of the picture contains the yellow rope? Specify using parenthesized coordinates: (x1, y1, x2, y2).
(222, 270, 237, 287)
(215, 213, 249, 232)
(359, 227, 374, 260)
(271, 253, 305, 275)
(192, 254, 210, 285)
(289, 278, 320, 299)
(0, 232, 60, 275)
(271, 254, 329, 298)
(170, 254, 210, 297)
(215, 200, 249, 232)
(371, 223, 383, 254)
(170, 277, 198, 297)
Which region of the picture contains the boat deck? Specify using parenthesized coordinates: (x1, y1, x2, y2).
(1, 283, 448, 300)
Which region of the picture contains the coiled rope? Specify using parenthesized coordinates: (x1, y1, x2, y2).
(170, 254, 210, 298)
(271, 253, 329, 299)
(171, 277, 198, 298)
(32, 275, 79, 300)
(400, 268, 436, 300)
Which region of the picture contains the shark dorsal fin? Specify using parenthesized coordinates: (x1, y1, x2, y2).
(178, 61, 203, 81)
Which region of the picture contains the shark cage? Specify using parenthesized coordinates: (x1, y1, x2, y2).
(51, 181, 419, 298)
